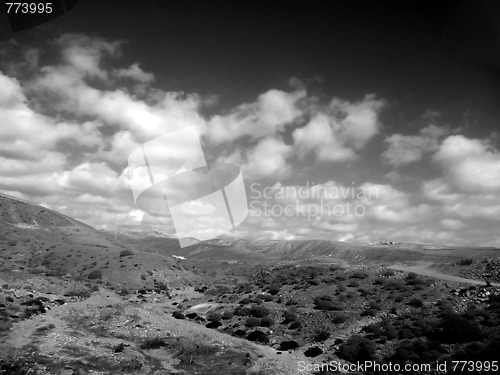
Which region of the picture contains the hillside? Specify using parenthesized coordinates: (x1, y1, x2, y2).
(0, 193, 198, 292)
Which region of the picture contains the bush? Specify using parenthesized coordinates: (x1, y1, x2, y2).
(118, 288, 130, 296)
(282, 309, 297, 323)
(382, 269, 395, 277)
(369, 301, 382, 310)
(280, 340, 300, 350)
(267, 284, 281, 295)
(314, 297, 342, 311)
(172, 311, 185, 320)
(87, 270, 102, 280)
(247, 330, 269, 343)
(408, 298, 424, 307)
(245, 317, 261, 327)
(206, 321, 222, 329)
(256, 293, 273, 302)
(339, 335, 376, 362)
(332, 313, 348, 324)
(260, 316, 275, 327)
(350, 271, 368, 279)
(288, 321, 301, 330)
(140, 337, 167, 349)
(221, 310, 234, 320)
(304, 346, 323, 357)
(234, 306, 251, 316)
(457, 258, 474, 266)
(440, 313, 484, 343)
(207, 312, 223, 322)
(314, 330, 330, 342)
(119, 250, 134, 258)
(250, 305, 269, 318)
(360, 309, 379, 317)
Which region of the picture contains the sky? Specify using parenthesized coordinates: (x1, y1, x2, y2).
(0, 0, 500, 246)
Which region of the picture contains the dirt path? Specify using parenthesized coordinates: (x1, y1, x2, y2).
(1, 288, 319, 374)
(388, 261, 500, 287)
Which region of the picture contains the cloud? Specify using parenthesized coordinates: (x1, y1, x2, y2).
(382, 124, 448, 166)
(207, 88, 306, 144)
(241, 137, 292, 179)
(433, 135, 500, 193)
(112, 63, 154, 83)
(292, 95, 384, 162)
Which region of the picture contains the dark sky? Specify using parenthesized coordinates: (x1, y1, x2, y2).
(4, 0, 499, 129)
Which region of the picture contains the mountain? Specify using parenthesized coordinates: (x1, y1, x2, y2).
(0, 193, 198, 291)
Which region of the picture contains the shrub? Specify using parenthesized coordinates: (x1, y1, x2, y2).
(288, 321, 301, 330)
(360, 309, 379, 317)
(207, 312, 223, 322)
(206, 321, 222, 329)
(440, 313, 483, 343)
(250, 305, 269, 318)
(406, 272, 418, 280)
(260, 316, 275, 327)
(350, 271, 368, 279)
(267, 284, 281, 295)
(256, 294, 273, 302)
(457, 258, 474, 266)
(304, 346, 323, 357)
(369, 301, 382, 310)
(172, 311, 185, 319)
(238, 297, 253, 305)
(234, 306, 251, 316)
(247, 330, 269, 343)
(282, 309, 298, 323)
(314, 331, 330, 342)
(314, 297, 342, 311)
(408, 298, 424, 307)
(332, 314, 348, 324)
(118, 288, 130, 296)
(119, 249, 134, 258)
(221, 311, 234, 320)
(382, 269, 395, 277)
(339, 335, 376, 362)
(141, 337, 167, 349)
(87, 270, 102, 280)
(280, 340, 299, 350)
(245, 317, 261, 327)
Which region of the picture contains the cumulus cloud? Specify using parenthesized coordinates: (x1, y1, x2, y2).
(112, 63, 154, 83)
(293, 95, 384, 162)
(207, 88, 306, 144)
(382, 124, 449, 166)
(434, 135, 500, 192)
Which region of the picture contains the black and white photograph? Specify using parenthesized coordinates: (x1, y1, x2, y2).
(0, 0, 500, 374)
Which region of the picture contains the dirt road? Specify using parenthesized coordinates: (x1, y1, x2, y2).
(388, 261, 500, 287)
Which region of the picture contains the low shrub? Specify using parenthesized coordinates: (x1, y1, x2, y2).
(119, 250, 134, 258)
(245, 317, 261, 327)
(260, 316, 275, 327)
(314, 331, 330, 342)
(87, 270, 102, 280)
(280, 340, 299, 350)
(250, 305, 269, 318)
(140, 337, 167, 349)
(207, 312, 223, 322)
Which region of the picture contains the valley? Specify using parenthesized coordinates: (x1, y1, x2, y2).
(1, 193, 500, 375)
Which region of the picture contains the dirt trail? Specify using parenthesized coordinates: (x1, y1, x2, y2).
(1, 288, 318, 374)
(388, 261, 500, 287)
